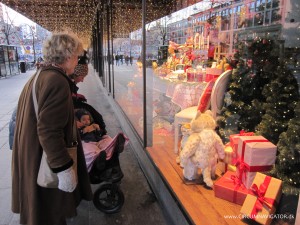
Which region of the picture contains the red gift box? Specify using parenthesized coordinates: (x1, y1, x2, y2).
(229, 130, 254, 153)
(235, 136, 277, 189)
(214, 171, 248, 205)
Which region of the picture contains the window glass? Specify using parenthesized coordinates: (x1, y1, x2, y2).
(98, 2, 300, 222)
(112, 3, 144, 140)
(140, 0, 300, 156)
(265, 10, 271, 24)
(102, 1, 300, 178)
(271, 8, 281, 23)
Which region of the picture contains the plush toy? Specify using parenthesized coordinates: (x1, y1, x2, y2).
(176, 123, 193, 167)
(166, 45, 179, 70)
(194, 32, 200, 49)
(169, 41, 179, 50)
(179, 110, 225, 188)
(185, 36, 194, 47)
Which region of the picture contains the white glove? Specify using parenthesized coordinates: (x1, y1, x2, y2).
(57, 167, 77, 192)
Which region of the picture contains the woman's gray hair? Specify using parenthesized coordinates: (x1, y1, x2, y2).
(42, 31, 83, 64)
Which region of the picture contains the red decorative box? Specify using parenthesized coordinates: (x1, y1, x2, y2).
(214, 171, 248, 205)
(229, 130, 254, 153)
(236, 136, 277, 189)
(205, 68, 222, 82)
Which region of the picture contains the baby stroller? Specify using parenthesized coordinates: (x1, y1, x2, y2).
(74, 100, 125, 214)
(89, 136, 125, 214)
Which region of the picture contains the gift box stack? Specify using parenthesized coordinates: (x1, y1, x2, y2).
(214, 133, 282, 225)
(219, 130, 254, 173)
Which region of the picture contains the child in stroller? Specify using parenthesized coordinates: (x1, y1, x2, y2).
(75, 108, 128, 183)
(75, 108, 129, 213)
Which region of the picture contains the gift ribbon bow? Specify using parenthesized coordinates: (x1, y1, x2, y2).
(234, 159, 248, 181)
(249, 176, 275, 218)
(229, 130, 254, 151)
(225, 175, 245, 203)
(235, 139, 271, 182)
(230, 174, 245, 189)
(239, 130, 254, 136)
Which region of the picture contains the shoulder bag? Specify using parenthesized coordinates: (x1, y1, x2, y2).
(32, 69, 78, 188)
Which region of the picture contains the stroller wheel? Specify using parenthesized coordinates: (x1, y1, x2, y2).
(93, 183, 125, 214)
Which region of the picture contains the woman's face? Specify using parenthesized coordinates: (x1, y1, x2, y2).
(65, 54, 79, 75)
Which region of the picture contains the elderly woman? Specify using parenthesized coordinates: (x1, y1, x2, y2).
(11, 31, 93, 225)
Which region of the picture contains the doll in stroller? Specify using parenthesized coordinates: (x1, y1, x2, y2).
(75, 105, 128, 214)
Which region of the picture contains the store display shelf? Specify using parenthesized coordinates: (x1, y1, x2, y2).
(147, 135, 252, 225)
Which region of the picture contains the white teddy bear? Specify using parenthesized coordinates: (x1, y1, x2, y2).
(179, 110, 225, 188)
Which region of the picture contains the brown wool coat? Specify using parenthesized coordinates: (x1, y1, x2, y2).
(12, 66, 93, 225)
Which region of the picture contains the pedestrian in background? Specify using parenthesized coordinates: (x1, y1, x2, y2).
(125, 55, 129, 66)
(130, 55, 133, 65)
(11, 31, 93, 225)
(115, 54, 119, 66)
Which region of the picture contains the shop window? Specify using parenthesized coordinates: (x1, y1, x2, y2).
(221, 15, 230, 31)
(266, 0, 272, 8)
(271, 8, 281, 23)
(265, 10, 271, 24)
(272, 0, 280, 8)
(0, 45, 19, 77)
(3, 48, 8, 62)
(256, 0, 265, 12)
(250, 1, 256, 13)
(99, 1, 300, 223)
(0, 64, 6, 77)
(254, 12, 264, 26)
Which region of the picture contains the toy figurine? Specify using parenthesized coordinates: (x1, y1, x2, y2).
(180, 111, 225, 188)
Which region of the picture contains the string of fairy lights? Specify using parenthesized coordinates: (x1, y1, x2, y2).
(1, 0, 98, 47)
(1, 0, 177, 47)
(110, 0, 176, 38)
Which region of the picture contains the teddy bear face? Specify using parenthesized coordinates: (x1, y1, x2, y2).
(190, 111, 216, 133)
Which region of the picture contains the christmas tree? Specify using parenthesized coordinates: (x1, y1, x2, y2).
(255, 60, 300, 144)
(271, 101, 300, 194)
(217, 38, 275, 142)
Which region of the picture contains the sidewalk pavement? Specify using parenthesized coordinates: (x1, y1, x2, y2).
(0, 66, 168, 225)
